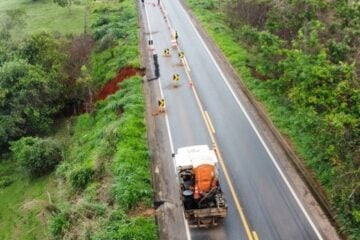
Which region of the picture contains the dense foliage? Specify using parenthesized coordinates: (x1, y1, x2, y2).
(1, 0, 156, 239)
(187, 0, 359, 238)
(0, 32, 66, 150)
(0, 28, 96, 150)
(10, 137, 62, 178)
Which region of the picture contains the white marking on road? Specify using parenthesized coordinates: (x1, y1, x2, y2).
(183, 56, 191, 72)
(183, 213, 192, 240)
(144, 4, 190, 240)
(177, 2, 323, 239)
(144, 2, 174, 155)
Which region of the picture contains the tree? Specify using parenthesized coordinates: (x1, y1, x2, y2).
(20, 32, 66, 73)
(10, 137, 62, 178)
(53, 0, 73, 14)
(0, 39, 65, 150)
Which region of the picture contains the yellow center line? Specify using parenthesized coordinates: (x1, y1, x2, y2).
(173, 31, 255, 240)
(158, 3, 257, 239)
(183, 65, 254, 239)
(252, 231, 259, 240)
(191, 82, 254, 240)
(204, 111, 216, 134)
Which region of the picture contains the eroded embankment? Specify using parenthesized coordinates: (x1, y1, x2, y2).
(95, 66, 145, 101)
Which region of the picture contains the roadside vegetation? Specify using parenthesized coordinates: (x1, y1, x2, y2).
(0, 0, 86, 36)
(0, 0, 156, 239)
(186, 0, 359, 238)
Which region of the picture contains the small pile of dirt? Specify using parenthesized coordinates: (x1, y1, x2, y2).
(128, 203, 155, 218)
(95, 66, 141, 101)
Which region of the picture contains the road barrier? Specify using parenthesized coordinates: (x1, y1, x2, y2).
(163, 48, 171, 57)
(153, 54, 160, 78)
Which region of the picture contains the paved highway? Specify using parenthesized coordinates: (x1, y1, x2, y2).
(140, 0, 325, 239)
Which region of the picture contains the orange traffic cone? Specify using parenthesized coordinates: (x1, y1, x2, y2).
(194, 185, 200, 200)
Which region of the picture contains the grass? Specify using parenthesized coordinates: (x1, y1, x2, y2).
(0, 0, 156, 238)
(0, 0, 87, 37)
(0, 119, 70, 240)
(0, 159, 56, 240)
(52, 76, 156, 240)
(90, 0, 140, 84)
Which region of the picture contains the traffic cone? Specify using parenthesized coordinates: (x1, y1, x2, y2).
(194, 185, 200, 200)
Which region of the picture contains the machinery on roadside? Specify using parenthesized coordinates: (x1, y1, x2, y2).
(174, 145, 228, 227)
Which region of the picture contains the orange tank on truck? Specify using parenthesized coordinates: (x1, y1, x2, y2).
(175, 145, 228, 228)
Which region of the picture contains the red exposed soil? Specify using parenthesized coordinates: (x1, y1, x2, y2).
(95, 66, 144, 101)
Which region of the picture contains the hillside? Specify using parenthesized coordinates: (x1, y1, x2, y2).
(0, 0, 156, 239)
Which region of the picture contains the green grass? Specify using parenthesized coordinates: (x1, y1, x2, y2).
(0, 160, 56, 240)
(53, 76, 156, 239)
(90, 0, 140, 84)
(0, 119, 70, 240)
(0, 0, 86, 36)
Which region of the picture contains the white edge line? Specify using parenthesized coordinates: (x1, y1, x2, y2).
(183, 212, 192, 240)
(145, 5, 190, 240)
(178, 3, 323, 240)
(144, 3, 175, 155)
(183, 56, 191, 72)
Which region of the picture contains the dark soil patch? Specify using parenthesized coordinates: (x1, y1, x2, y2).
(128, 203, 155, 218)
(250, 66, 268, 81)
(95, 67, 145, 101)
(245, 64, 268, 81)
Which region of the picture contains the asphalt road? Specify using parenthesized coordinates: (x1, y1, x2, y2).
(140, 1, 325, 239)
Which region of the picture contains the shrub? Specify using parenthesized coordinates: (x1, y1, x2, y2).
(10, 137, 62, 178)
(69, 165, 94, 190)
(0, 176, 13, 188)
(93, 209, 157, 240)
(49, 210, 71, 239)
(92, 16, 111, 28)
(79, 201, 107, 218)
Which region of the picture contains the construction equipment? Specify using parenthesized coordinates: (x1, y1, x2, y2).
(175, 145, 228, 227)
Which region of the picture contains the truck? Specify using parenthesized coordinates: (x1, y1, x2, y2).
(174, 145, 228, 227)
